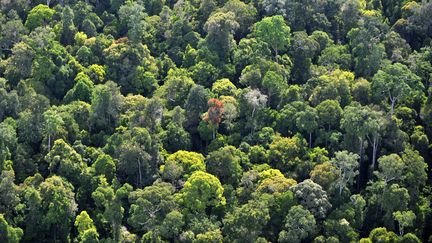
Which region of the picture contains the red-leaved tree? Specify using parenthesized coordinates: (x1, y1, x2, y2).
(204, 98, 224, 139)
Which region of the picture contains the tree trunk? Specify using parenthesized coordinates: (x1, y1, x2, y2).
(390, 98, 396, 117)
(339, 169, 345, 195)
(113, 222, 120, 243)
(137, 159, 142, 187)
(48, 134, 51, 151)
(250, 107, 256, 135)
(309, 132, 312, 148)
(357, 138, 363, 190)
(53, 224, 57, 242)
(371, 136, 378, 170)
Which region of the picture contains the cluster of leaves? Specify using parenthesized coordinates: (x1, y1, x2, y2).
(0, 0, 431, 242)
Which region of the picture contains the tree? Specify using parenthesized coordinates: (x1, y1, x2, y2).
(39, 176, 78, 242)
(278, 205, 317, 243)
(268, 135, 303, 171)
(310, 162, 338, 191)
(220, 96, 239, 131)
(142, 0, 166, 16)
(296, 105, 318, 148)
(253, 15, 290, 60)
(316, 100, 343, 132)
(0, 213, 23, 243)
(184, 85, 210, 129)
(401, 148, 428, 199)
(74, 211, 99, 243)
(111, 127, 161, 187)
(92, 179, 132, 242)
(318, 44, 352, 71)
(223, 200, 270, 242)
(42, 109, 64, 151)
(331, 151, 360, 195)
(89, 81, 124, 133)
(0, 118, 17, 168)
(206, 146, 244, 186)
(92, 154, 116, 183)
(348, 15, 387, 78)
(4, 42, 36, 86)
(159, 210, 184, 240)
(400, 233, 422, 243)
(0, 15, 28, 56)
(0, 170, 20, 222)
(366, 227, 399, 243)
(45, 139, 85, 186)
(161, 150, 205, 182)
(308, 69, 353, 107)
(375, 154, 405, 183)
(365, 108, 386, 169)
(203, 98, 224, 139)
(396, 1, 432, 49)
(211, 78, 237, 97)
(60, 6, 76, 45)
(103, 39, 158, 94)
(64, 72, 95, 103)
(161, 108, 192, 153)
(261, 71, 286, 107)
(371, 63, 423, 115)
(25, 4, 55, 31)
(341, 103, 372, 164)
(244, 89, 268, 133)
(289, 31, 319, 84)
(366, 181, 410, 228)
(118, 1, 147, 43)
(292, 179, 332, 219)
(177, 171, 226, 213)
(256, 169, 297, 194)
(203, 11, 239, 63)
(393, 211, 415, 236)
(155, 69, 195, 109)
(128, 182, 176, 234)
(220, 0, 257, 38)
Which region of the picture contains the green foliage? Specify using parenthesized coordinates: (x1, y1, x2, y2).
(0, 213, 23, 243)
(331, 151, 360, 195)
(75, 211, 99, 243)
(128, 182, 176, 233)
(177, 171, 226, 213)
(268, 135, 303, 171)
(161, 150, 205, 181)
(155, 69, 195, 109)
(0, 1, 431, 242)
(39, 176, 78, 242)
(25, 5, 55, 31)
(45, 139, 85, 186)
(92, 154, 116, 183)
(278, 205, 317, 243)
(206, 146, 245, 186)
(203, 11, 239, 63)
(253, 15, 291, 58)
(223, 199, 270, 242)
(372, 63, 423, 114)
(212, 78, 237, 97)
(292, 179, 332, 219)
(89, 81, 124, 132)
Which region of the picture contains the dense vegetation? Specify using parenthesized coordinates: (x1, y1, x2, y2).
(0, 0, 431, 242)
